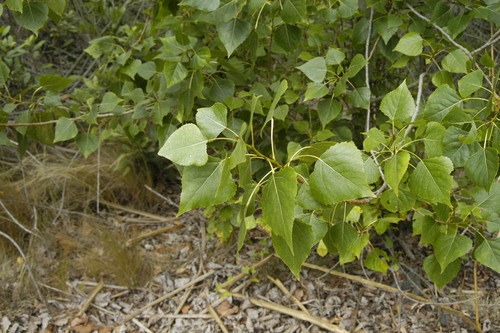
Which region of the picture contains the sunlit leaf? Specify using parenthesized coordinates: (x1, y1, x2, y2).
(380, 80, 414, 121)
(196, 103, 227, 139)
(297, 57, 327, 82)
(158, 124, 208, 166)
(465, 147, 498, 190)
(54, 117, 77, 143)
(474, 238, 500, 273)
(384, 151, 410, 195)
(393, 32, 423, 56)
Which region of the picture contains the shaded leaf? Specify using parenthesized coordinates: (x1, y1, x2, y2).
(54, 117, 77, 143)
(13, 1, 48, 34)
(423, 85, 462, 122)
(345, 54, 366, 78)
(471, 183, 500, 214)
(465, 147, 498, 190)
(281, 0, 306, 23)
(76, 133, 99, 158)
(304, 83, 328, 101)
(317, 98, 341, 128)
(474, 238, 500, 273)
(347, 87, 370, 110)
(365, 248, 389, 274)
(217, 19, 252, 57)
(137, 61, 157, 80)
(443, 126, 481, 167)
(39, 75, 74, 90)
(424, 255, 461, 289)
(435, 234, 472, 272)
(164, 62, 188, 88)
(179, 0, 219, 11)
(275, 24, 302, 53)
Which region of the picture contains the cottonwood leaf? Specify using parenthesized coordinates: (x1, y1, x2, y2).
(380, 80, 415, 121)
(326, 48, 345, 65)
(196, 103, 227, 139)
(380, 188, 415, 213)
(323, 222, 366, 264)
(393, 32, 423, 56)
(164, 62, 188, 88)
(297, 183, 327, 210)
(317, 98, 341, 128)
(474, 238, 500, 273)
(338, 0, 358, 18)
(423, 85, 462, 122)
(179, 159, 236, 215)
(442, 49, 469, 74)
(363, 127, 386, 151)
(262, 167, 297, 251)
(272, 220, 315, 279)
(347, 87, 370, 110)
(0, 60, 10, 86)
(137, 61, 157, 80)
(471, 183, 500, 214)
(54, 117, 78, 143)
(424, 255, 461, 289)
(13, 1, 48, 34)
(76, 133, 99, 158)
(275, 24, 302, 53)
(179, 0, 220, 11)
(365, 248, 389, 274)
(217, 19, 252, 57)
(384, 151, 410, 196)
(310, 142, 374, 204)
(158, 124, 208, 166)
(408, 157, 454, 206)
(435, 234, 472, 272)
(45, 0, 66, 16)
(458, 70, 483, 97)
(443, 126, 481, 167)
(297, 57, 327, 82)
(424, 122, 446, 157)
(39, 75, 74, 90)
(465, 148, 498, 190)
(304, 83, 329, 101)
(420, 216, 442, 245)
(99, 92, 122, 113)
(345, 54, 366, 78)
(374, 15, 403, 44)
(281, 0, 306, 23)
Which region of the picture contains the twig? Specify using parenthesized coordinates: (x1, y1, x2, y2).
(132, 318, 154, 333)
(0, 231, 48, 311)
(304, 262, 480, 332)
(471, 29, 500, 55)
(218, 254, 274, 291)
(126, 224, 183, 245)
(99, 199, 179, 223)
(267, 275, 310, 314)
(122, 270, 215, 323)
(365, 7, 374, 133)
(207, 305, 229, 333)
(76, 279, 104, 317)
(404, 72, 426, 138)
(231, 292, 349, 333)
(474, 261, 481, 331)
(144, 185, 179, 208)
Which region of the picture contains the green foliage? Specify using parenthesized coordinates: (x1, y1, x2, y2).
(1, 0, 499, 289)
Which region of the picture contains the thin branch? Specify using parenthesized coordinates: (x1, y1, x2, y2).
(365, 7, 374, 133)
(0, 199, 40, 238)
(471, 29, 500, 55)
(404, 72, 426, 138)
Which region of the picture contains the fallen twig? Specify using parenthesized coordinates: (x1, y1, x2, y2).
(207, 305, 229, 333)
(126, 224, 183, 245)
(100, 199, 180, 223)
(267, 275, 310, 314)
(122, 270, 215, 323)
(76, 280, 105, 317)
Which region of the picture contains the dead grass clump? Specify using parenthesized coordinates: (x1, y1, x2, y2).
(0, 143, 162, 310)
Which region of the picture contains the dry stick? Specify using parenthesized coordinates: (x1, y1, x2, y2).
(0, 231, 48, 311)
(122, 270, 215, 323)
(218, 254, 274, 291)
(126, 224, 183, 245)
(267, 275, 310, 314)
(303, 262, 479, 332)
(207, 305, 229, 333)
(76, 280, 105, 317)
(474, 261, 481, 330)
(99, 199, 180, 223)
(0, 199, 41, 238)
(144, 185, 179, 208)
(404, 72, 426, 138)
(230, 292, 349, 333)
(471, 29, 500, 55)
(132, 318, 154, 333)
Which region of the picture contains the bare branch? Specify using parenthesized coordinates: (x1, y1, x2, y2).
(404, 72, 426, 138)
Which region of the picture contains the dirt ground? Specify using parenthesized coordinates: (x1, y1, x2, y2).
(1, 185, 498, 333)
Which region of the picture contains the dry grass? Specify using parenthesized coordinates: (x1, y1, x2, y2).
(0, 143, 164, 314)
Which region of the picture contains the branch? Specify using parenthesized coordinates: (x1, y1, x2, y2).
(471, 29, 500, 55)
(365, 7, 374, 133)
(404, 72, 426, 138)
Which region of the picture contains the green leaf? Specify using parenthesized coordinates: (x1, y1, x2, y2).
(363, 127, 386, 151)
(465, 148, 498, 190)
(45, 0, 66, 16)
(363, 154, 381, 184)
(424, 255, 461, 289)
(338, 0, 358, 18)
(393, 32, 423, 57)
(13, 1, 48, 34)
(365, 248, 389, 274)
(345, 54, 367, 78)
(54, 117, 77, 143)
(229, 138, 247, 169)
(296, 57, 327, 82)
(39, 75, 74, 90)
(304, 83, 328, 101)
(408, 157, 454, 206)
(324, 222, 359, 264)
(274, 24, 302, 53)
(179, 0, 220, 11)
(196, 103, 227, 139)
(310, 142, 374, 204)
(137, 61, 157, 80)
(474, 238, 500, 273)
(420, 216, 442, 245)
(297, 183, 326, 210)
(317, 98, 341, 128)
(347, 87, 370, 110)
(443, 126, 481, 167)
(326, 48, 345, 65)
(458, 70, 483, 97)
(262, 167, 297, 251)
(76, 133, 99, 158)
(435, 234, 472, 272)
(0, 60, 10, 86)
(5, 0, 23, 12)
(379, 80, 414, 121)
(164, 62, 188, 88)
(431, 71, 454, 88)
(385, 151, 410, 196)
(272, 220, 315, 279)
(374, 15, 403, 44)
(442, 49, 469, 74)
(423, 85, 462, 122)
(208, 78, 234, 102)
(158, 124, 208, 166)
(298, 213, 328, 243)
(281, 0, 306, 23)
(424, 122, 446, 158)
(471, 183, 500, 214)
(179, 159, 236, 215)
(99, 92, 122, 113)
(217, 19, 252, 57)
(447, 13, 471, 39)
(380, 188, 415, 213)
